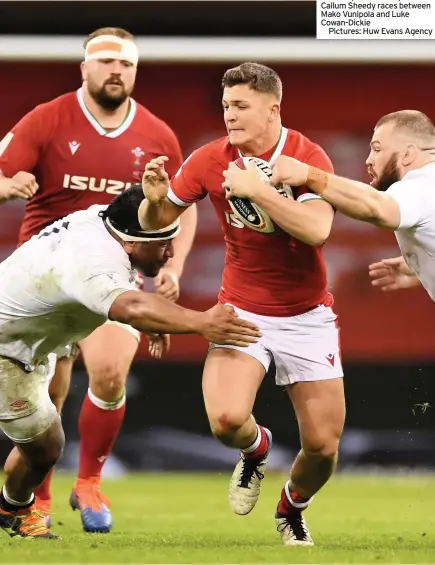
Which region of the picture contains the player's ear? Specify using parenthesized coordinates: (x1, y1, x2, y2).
(402, 144, 418, 167)
(122, 241, 135, 254)
(269, 103, 280, 122)
(80, 61, 87, 81)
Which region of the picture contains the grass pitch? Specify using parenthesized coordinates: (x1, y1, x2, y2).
(0, 472, 434, 563)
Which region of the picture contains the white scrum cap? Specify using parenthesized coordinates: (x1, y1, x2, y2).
(85, 35, 139, 65)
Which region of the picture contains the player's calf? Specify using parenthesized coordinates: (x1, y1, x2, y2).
(228, 425, 272, 515)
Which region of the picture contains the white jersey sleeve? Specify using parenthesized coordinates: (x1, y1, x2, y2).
(387, 178, 429, 230)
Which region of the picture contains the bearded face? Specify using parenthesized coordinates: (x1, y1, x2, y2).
(87, 75, 132, 111)
(83, 59, 136, 111)
(368, 152, 401, 192)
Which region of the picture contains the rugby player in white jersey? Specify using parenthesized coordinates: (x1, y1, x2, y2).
(257, 110, 435, 303)
(0, 186, 260, 539)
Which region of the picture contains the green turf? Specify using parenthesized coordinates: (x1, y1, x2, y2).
(1, 472, 434, 563)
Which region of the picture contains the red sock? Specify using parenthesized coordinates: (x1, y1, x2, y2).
(78, 389, 126, 480)
(34, 468, 54, 501)
(243, 425, 270, 460)
(277, 481, 311, 514)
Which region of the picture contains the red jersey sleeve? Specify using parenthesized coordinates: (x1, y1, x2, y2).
(167, 148, 208, 207)
(297, 145, 334, 203)
(0, 104, 54, 177)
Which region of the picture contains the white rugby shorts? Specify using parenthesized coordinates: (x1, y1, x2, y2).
(209, 304, 343, 385)
(0, 355, 52, 420)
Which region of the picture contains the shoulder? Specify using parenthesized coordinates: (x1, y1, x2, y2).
(17, 92, 76, 132)
(192, 136, 230, 160)
(283, 128, 333, 172)
(34, 92, 76, 116)
(134, 102, 176, 136)
(179, 137, 229, 173)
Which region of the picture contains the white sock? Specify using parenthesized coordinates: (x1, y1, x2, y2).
(2, 485, 34, 507)
(285, 480, 314, 510)
(88, 388, 126, 411)
(242, 424, 262, 453)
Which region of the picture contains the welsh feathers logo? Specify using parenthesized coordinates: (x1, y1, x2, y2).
(131, 146, 145, 166)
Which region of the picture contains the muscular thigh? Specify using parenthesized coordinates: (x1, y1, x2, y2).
(286, 378, 345, 450)
(202, 347, 266, 425)
(79, 322, 139, 382)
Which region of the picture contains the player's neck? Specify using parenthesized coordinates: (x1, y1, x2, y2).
(82, 89, 131, 129)
(236, 123, 283, 157)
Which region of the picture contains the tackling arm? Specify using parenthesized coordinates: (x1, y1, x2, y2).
(108, 290, 261, 347)
(307, 169, 401, 229)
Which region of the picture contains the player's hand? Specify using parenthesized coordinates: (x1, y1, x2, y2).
(270, 156, 309, 186)
(0, 171, 39, 201)
(197, 304, 262, 347)
(154, 267, 180, 302)
(222, 161, 267, 200)
(148, 333, 170, 359)
(142, 156, 170, 204)
(368, 256, 421, 291)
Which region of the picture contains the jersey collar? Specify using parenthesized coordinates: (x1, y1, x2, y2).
(237, 126, 288, 164)
(76, 87, 136, 138)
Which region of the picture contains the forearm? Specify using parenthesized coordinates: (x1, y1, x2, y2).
(138, 197, 181, 230)
(167, 204, 197, 277)
(408, 275, 422, 288)
(252, 188, 329, 246)
(306, 169, 383, 222)
(110, 291, 202, 335)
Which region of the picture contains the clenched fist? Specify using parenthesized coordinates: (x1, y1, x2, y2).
(0, 171, 39, 201)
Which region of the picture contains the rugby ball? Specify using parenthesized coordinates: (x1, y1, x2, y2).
(228, 157, 293, 234)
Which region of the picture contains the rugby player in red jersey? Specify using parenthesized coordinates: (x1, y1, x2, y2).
(139, 62, 344, 546)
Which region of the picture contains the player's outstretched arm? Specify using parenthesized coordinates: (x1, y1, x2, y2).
(109, 291, 262, 347)
(270, 156, 401, 230)
(138, 155, 184, 230)
(368, 256, 422, 291)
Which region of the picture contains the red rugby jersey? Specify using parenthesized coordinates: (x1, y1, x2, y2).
(169, 127, 334, 316)
(0, 88, 182, 245)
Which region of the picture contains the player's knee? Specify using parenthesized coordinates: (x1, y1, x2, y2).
(210, 410, 248, 439)
(88, 362, 128, 401)
(31, 416, 65, 467)
(304, 433, 341, 460)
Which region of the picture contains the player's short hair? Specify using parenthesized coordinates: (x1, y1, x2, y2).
(375, 110, 435, 142)
(83, 27, 135, 49)
(101, 185, 144, 234)
(222, 62, 282, 103)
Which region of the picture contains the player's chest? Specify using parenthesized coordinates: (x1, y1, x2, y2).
(45, 128, 163, 184)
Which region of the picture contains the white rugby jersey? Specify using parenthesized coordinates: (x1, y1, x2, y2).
(0, 205, 137, 369)
(387, 162, 435, 300)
